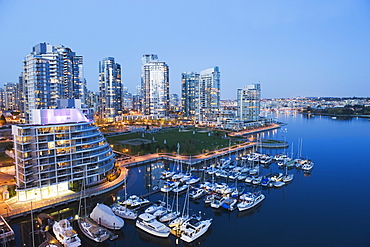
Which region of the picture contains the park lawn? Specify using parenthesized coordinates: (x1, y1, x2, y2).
(106, 127, 241, 156)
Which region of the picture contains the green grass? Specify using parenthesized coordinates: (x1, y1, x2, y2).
(106, 127, 241, 156)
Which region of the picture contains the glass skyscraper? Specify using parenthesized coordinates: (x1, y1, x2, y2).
(237, 83, 261, 121)
(98, 57, 123, 122)
(141, 54, 169, 117)
(181, 72, 199, 119)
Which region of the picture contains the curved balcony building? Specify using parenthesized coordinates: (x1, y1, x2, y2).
(12, 108, 116, 201)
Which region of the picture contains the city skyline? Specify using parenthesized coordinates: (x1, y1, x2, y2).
(1, 0, 369, 99)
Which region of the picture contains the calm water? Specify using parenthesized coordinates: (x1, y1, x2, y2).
(11, 113, 370, 247)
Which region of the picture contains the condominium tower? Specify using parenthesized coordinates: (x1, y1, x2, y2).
(22, 43, 86, 122)
(12, 108, 116, 201)
(237, 83, 261, 121)
(141, 54, 169, 117)
(181, 72, 199, 119)
(98, 57, 122, 122)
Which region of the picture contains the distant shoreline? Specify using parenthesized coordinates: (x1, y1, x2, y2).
(300, 112, 370, 119)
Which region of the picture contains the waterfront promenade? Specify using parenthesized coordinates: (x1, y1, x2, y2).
(0, 123, 280, 220)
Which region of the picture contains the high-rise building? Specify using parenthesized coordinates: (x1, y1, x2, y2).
(142, 55, 169, 117)
(237, 83, 261, 121)
(181, 72, 199, 118)
(98, 57, 122, 122)
(196, 67, 220, 123)
(22, 43, 86, 122)
(0, 87, 5, 111)
(4, 82, 21, 111)
(12, 108, 116, 201)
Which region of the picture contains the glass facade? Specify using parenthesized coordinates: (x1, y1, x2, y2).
(12, 109, 116, 201)
(98, 57, 123, 122)
(142, 60, 169, 117)
(237, 83, 261, 121)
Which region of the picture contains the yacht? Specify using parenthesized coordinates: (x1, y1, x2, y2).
(221, 198, 238, 211)
(120, 195, 150, 208)
(112, 204, 137, 220)
(186, 176, 200, 185)
(160, 181, 179, 193)
(77, 217, 109, 243)
(53, 219, 81, 247)
(282, 173, 294, 182)
(144, 201, 166, 214)
(210, 195, 227, 209)
(301, 160, 314, 171)
(237, 193, 265, 211)
(189, 188, 206, 200)
(136, 213, 170, 238)
(179, 216, 212, 243)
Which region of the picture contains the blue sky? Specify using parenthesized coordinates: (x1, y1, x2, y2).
(0, 0, 369, 99)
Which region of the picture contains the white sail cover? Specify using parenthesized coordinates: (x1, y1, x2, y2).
(90, 203, 124, 230)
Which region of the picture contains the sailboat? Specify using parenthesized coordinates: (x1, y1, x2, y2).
(112, 179, 138, 220)
(77, 170, 110, 243)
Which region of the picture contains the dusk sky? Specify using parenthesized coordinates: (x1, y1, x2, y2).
(0, 0, 369, 99)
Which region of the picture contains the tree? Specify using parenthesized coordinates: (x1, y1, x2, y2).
(0, 114, 6, 126)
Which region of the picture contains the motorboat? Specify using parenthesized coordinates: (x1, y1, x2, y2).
(160, 170, 175, 180)
(189, 188, 206, 200)
(245, 175, 255, 183)
(186, 176, 200, 185)
(77, 217, 109, 243)
(90, 203, 124, 230)
(237, 193, 265, 211)
(273, 181, 285, 187)
(210, 195, 228, 209)
(221, 198, 238, 211)
(282, 173, 294, 182)
(252, 176, 262, 185)
(160, 181, 179, 193)
(179, 216, 212, 243)
(120, 195, 150, 208)
(136, 213, 170, 238)
(301, 160, 314, 171)
(159, 210, 181, 223)
(53, 219, 81, 247)
(172, 184, 188, 193)
(112, 204, 137, 220)
(144, 201, 166, 214)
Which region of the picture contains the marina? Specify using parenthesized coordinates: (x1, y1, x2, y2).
(5, 113, 370, 246)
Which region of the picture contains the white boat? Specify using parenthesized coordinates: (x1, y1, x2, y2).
(237, 193, 265, 211)
(252, 176, 262, 185)
(77, 217, 109, 243)
(144, 201, 166, 214)
(221, 198, 238, 211)
(160, 170, 175, 179)
(90, 203, 124, 230)
(120, 195, 150, 208)
(53, 219, 81, 247)
(153, 206, 168, 218)
(112, 204, 137, 220)
(136, 213, 170, 238)
(273, 181, 286, 187)
(160, 181, 179, 193)
(180, 216, 212, 243)
(282, 173, 294, 182)
(172, 172, 185, 180)
(169, 215, 189, 228)
(210, 195, 227, 209)
(172, 184, 188, 193)
(159, 210, 181, 223)
(301, 160, 314, 171)
(189, 188, 206, 200)
(186, 176, 200, 185)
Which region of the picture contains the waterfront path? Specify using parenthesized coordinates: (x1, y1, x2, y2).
(0, 123, 281, 220)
